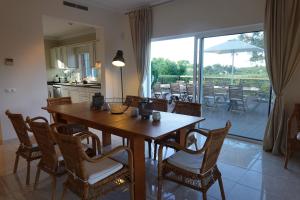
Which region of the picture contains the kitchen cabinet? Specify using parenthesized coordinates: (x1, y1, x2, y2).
(50, 46, 72, 69)
(60, 86, 101, 103)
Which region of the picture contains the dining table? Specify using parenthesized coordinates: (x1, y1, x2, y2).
(44, 102, 204, 200)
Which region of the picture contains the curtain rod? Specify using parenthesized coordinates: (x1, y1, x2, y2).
(125, 0, 175, 15)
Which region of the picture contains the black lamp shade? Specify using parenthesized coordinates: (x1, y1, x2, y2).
(112, 50, 125, 67)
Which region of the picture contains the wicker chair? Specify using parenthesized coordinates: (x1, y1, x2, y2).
(153, 101, 202, 160)
(5, 110, 42, 185)
(170, 83, 181, 102)
(285, 104, 300, 169)
(52, 129, 134, 200)
(47, 97, 89, 136)
(26, 116, 102, 200)
(157, 121, 231, 200)
(122, 95, 143, 146)
(145, 98, 169, 159)
(153, 83, 162, 99)
(26, 116, 66, 200)
(186, 84, 194, 102)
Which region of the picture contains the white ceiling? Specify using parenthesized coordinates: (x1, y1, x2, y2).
(75, 0, 173, 13)
(43, 16, 95, 40)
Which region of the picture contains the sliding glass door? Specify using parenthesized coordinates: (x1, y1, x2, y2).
(199, 31, 271, 140)
(150, 30, 271, 141)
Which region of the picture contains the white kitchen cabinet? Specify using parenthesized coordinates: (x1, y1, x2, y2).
(66, 47, 77, 68)
(61, 86, 70, 97)
(50, 48, 58, 68)
(50, 46, 68, 69)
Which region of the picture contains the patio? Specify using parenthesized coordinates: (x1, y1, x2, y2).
(152, 82, 270, 141)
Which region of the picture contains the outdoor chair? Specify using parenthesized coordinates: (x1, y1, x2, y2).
(5, 110, 42, 185)
(157, 121, 231, 200)
(186, 84, 194, 102)
(170, 83, 181, 101)
(203, 84, 216, 107)
(53, 129, 134, 200)
(152, 83, 162, 99)
(153, 101, 202, 160)
(228, 85, 248, 111)
(285, 104, 300, 169)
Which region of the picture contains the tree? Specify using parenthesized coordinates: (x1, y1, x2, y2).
(238, 32, 264, 62)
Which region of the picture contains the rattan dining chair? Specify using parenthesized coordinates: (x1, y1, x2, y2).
(122, 95, 143, 146)
(285, 104, 300, 169)
(145, 98, 169, 159)
(153, 101, 202, 160)
(5, 110, 42, 185)
(157, 121, 231, 200)
(47, 97, 89, 137)
(52, 129, 134, 200)
(26, 116, 66, 200)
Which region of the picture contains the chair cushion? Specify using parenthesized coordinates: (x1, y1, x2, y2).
(84, 158, 123, 185)
(167, 150, 203, 174)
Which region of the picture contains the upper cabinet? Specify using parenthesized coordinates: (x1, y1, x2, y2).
(50, 42, 95, 69)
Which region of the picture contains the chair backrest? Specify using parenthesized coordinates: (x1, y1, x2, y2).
(153, 83, 161, 93)
(229, 85, 243, 100)
(203, 84, 214, 97)
(149, 98, 168, 112)
(186, 84, 194, 95)
(124, 95, 142, 107)
(26, 117, 58, 170)
(53, 131, 87, 180)
(170, 83, 180, 94)
(5, 110, 32, 147)
(172, 101, 201, 117)
(47, 97, 72, 123)
(200, 121, 231, 174)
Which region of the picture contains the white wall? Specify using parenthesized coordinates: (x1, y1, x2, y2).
(0, 0, 126, 141)
(152, 0, 265, 38)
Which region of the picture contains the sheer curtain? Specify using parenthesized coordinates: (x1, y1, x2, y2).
(263, 0, 300, 154)
(129, 7, 152, 97)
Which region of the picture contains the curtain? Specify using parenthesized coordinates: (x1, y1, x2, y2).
(129, 7, 152, 97)
(263, 0, 300, 154)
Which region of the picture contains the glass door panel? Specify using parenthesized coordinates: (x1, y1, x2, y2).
(200, 31, 270, 140)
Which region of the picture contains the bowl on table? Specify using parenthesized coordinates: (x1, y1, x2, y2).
(107, 103, 129, 114)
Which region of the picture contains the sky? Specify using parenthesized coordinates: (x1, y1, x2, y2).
(151, 33, 265, 68)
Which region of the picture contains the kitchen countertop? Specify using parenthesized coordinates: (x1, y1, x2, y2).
(47, 82, 101, 89)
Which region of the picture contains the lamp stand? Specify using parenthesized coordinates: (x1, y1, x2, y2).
(120, 68, 124, 103)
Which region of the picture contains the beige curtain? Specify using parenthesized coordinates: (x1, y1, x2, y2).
(129, 7, 152, 97)
(263, 0, 300, 154)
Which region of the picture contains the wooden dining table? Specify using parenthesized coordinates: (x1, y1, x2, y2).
(44, 102, 204, 200)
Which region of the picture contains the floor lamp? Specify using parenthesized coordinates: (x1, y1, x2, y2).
(112, 50, 125, 103)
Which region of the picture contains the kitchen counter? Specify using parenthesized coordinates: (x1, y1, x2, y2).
(47, 82, 101, 89)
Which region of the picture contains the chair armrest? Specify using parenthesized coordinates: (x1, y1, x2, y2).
(185, 128, 208, 142)
(158, 140, 207, 155)
(82, 146, 133, 167)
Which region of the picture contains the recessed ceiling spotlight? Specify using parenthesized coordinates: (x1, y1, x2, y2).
(68, 22, 73, 26)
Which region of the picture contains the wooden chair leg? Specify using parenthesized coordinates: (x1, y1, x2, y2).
(202, 192, 207, 200)
(61, 184, 67, 200)
(34, 167, 41, 190)
(129, 179, 134, 200)
(154, 143, 158, 160)
(218, 176, 226, 200)
(51, 176, 56, 200)
(157, 178, 163, 200)
(26, 161, 31, 185)
(122, 138, 126, 146)
(284, 148, 290, 169)
(13, 154, 20, 173)
(148, 140, 152, 158)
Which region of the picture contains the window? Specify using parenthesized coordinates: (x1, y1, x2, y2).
(77, 52, 98, 81)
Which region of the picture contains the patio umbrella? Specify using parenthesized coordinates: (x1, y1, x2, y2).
(204, 39, 264, 84)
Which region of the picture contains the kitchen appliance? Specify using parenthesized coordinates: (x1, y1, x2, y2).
(53, 85, 62, 98)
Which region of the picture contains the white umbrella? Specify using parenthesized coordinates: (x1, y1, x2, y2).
(205, 39, 264, 84)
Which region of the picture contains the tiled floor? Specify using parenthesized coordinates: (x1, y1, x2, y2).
(0, 133, 299, 200)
